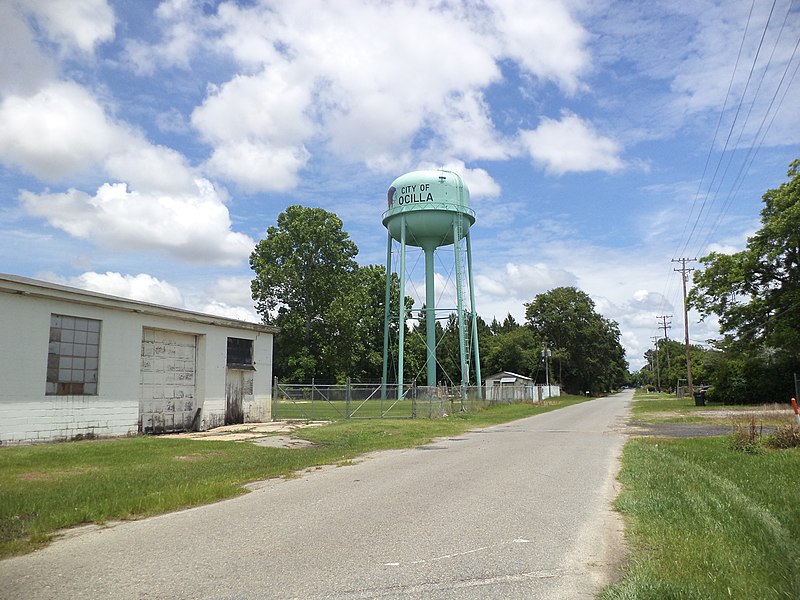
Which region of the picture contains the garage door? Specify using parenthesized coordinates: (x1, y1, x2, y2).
(139, 328, 197, 433)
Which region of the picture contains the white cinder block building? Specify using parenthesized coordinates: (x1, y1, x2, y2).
(0, 274, 278, 445)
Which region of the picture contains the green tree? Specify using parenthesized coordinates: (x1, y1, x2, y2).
(691, 160, 800, 357)
(690, 160, 800, 402)
(482, 325, 540, 379)
(525, 287, 628, 394)
(323, 265, 406, 383)
(250, 205, 358, 380)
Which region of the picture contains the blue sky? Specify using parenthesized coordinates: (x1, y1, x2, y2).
(2, 0, 799, 370)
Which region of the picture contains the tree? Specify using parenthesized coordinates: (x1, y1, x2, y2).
(525, 287, 628, 394)
(482, 325, 540, 379)
(323, 265, 406, 383)
(690, 160, 800, 402)
(250, 205, 358, 380)
(691, 160, 800, 357)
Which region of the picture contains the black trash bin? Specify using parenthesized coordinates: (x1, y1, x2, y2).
(693, 388, 706, 406)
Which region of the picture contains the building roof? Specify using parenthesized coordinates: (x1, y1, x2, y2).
(0, 273, 279, 334)
(484, 371, 533, 382)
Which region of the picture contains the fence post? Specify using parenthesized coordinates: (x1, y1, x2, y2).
(272, 376, 279, 421)
(346, 377, 351, 419)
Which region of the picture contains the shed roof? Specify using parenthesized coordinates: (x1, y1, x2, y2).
(484, 371, 533, 382)
(0, 273, 279, 334)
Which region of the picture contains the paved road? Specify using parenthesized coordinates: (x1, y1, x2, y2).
(1, 390, 632, 599)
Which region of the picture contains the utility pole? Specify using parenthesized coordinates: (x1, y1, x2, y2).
(541, 343, 552, 393)
(657, 314, 672, 372)
(672, 258, 696, 396)
(650, 335, 661, 391)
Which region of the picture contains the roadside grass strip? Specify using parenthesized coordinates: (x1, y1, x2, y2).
(603, 437, 800, 599)
(0, 395, 588, 558)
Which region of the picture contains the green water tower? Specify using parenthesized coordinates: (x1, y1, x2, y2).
(381, 169, 482, 401)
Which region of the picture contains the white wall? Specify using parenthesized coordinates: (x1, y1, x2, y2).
(0, 287, 274, 444)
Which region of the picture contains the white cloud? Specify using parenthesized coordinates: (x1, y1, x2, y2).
(426, 91, 512, 162)
(104, 142, 197, 194)
(20, 0, 115, 55)
(64, 272, 184, 306)
(476, 262, 579, 305)
(0, 81, 125, 180)
(0, 2, 57, 95)
(492, 0, 590, 94)
(191, 68, 314, 192)
(519, 112, 625, 175)
(181, 0, 591, 188)
(192, 301, 259, 323)
(416, 159, 502, 200)
(20, 179, 254, 266)
(123, 0, 202, 74)
(0, 51, 252, 266)
(204, 141, 310, 193)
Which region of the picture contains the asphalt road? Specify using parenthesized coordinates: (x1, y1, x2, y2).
(1, 390, 632, 599)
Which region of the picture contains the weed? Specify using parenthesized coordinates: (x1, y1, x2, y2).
(729, 415, 763, 454)
(765, 424, 800, 450)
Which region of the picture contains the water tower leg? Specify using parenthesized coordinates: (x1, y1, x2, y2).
(397, 217, 407, 402)
(381, 233, 392, 400)
(453, 220, 468, 409)
(466, 231, 482, 393)
(424, 244, 437, 389)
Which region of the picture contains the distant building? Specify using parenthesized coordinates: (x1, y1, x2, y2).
(484, 371, 560, 403)
(0, 274, 277, 445)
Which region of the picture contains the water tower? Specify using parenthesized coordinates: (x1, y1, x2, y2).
(381, 169, 482, 401)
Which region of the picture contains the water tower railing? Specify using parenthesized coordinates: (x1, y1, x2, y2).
(381, 202, 476, 222)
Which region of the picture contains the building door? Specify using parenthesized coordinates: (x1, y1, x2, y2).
(225, 369, 247, 425)
(225, 337, 254, 425)
(140, 329, 197, 433)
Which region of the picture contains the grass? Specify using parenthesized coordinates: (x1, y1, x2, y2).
(602, 390, 800, 599)
(630, 390, 796, 426)
(602, 437, 800, 599)
(0, 394, 587, 559)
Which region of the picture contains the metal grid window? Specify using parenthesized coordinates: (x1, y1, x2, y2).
(46, 314, 101, 395)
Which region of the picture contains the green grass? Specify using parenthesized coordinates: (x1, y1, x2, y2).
(602, 437, 800, 599)
(0, 395, 587, 558)
(603, 389, 800, 598)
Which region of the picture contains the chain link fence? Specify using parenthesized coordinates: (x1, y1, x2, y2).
(272, 379, 505, 420)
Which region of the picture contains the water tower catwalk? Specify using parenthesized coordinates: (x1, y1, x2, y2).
(381, 169, 482, 402)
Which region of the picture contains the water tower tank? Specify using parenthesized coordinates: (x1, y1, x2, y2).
(381, 169, 482, 401)
(383, 170, 475, 249)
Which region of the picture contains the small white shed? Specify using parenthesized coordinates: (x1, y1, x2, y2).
(484, 371, 560, 402)
(0, 274, 278, 444)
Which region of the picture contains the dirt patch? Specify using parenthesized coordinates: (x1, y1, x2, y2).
(630, 422, 778, 438)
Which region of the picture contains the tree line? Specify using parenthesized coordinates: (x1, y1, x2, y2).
(249, 205, 628, 394)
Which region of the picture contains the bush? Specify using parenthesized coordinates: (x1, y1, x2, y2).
(765, 424, 800, 450)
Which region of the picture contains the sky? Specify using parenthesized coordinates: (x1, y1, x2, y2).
(2, 0, 799, 372)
